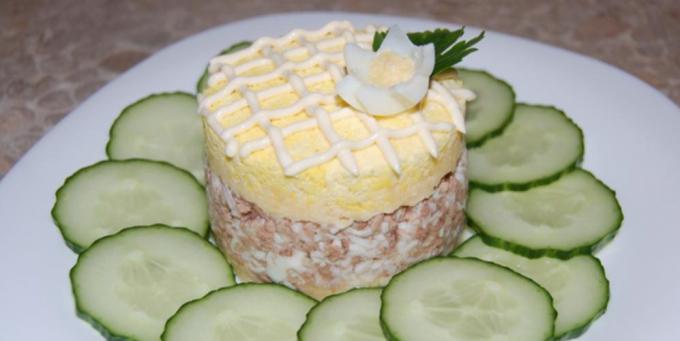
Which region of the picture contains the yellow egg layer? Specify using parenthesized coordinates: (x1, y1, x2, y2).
(202, 34, 466, 227)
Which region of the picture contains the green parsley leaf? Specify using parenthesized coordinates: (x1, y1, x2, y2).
(372, 27, 484, 76)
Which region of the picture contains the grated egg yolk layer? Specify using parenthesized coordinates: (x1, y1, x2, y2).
(202, 40, 466, 227)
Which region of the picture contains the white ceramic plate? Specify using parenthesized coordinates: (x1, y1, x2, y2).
(1, 12, 678, 340)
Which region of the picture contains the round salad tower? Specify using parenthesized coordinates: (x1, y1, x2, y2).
(198, 21, 475, 299)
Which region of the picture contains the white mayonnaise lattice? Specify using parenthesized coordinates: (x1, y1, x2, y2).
(199, 21, 474, 176)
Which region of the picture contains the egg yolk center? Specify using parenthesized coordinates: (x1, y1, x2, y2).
(367, 50, 415, 88)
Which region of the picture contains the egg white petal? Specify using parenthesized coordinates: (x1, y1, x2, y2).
(417, 43, 436, 76)
(344, 43, 375, 80)
(393, 73, 431, 106)
(337, 25, 436, 116)
(379, 25, 413, 56)
(336, 75, 367, 112)
(356, 85, 411, 115)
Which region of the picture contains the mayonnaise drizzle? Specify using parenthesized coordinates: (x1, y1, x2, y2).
(199, 21, 474, 176)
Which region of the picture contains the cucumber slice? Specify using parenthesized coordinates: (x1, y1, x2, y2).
(196, 41, 252, 94)
(457, 68, 516, 147)
(453, 236, 609, 340)
(298, 288, 383, 341)
(469, 104, 584, 191)
(381, 257, 555, 341)
(106, 93, 205, 184)
(70, 225, 235, 341)
(162, 283, 316, 341)
(467, 169, 623, 259)
(52, 159, 209, 252)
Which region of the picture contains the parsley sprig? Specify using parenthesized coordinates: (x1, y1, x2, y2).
(372, 27, 485, 76)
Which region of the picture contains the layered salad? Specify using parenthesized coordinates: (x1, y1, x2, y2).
(198, 21, 474, 299)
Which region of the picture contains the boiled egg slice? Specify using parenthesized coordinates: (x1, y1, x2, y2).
(337, 26, 435, 116)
